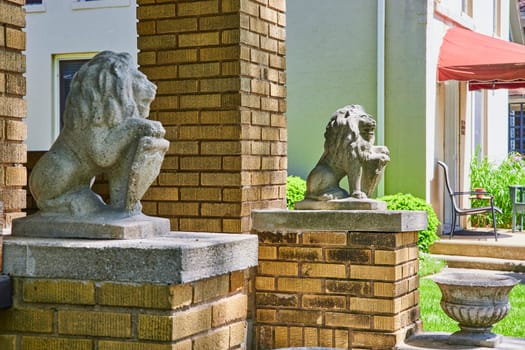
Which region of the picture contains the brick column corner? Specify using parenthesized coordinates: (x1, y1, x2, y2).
(0, 0, 27, 231)
(137, 0, 287, 234)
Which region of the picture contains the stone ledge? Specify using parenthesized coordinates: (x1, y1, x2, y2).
(12, 213, 170, 240)
(251, 209, 427, 232)
(2, 232, 258, 284)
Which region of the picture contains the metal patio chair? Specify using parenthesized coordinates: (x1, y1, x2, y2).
(437, 161, 502, 240)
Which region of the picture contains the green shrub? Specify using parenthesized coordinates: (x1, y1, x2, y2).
(377, 193, 440, 252)
(470, 152, 525, 228)
(286, 175, 307, 209)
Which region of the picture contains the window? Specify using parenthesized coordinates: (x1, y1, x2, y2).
(493, 0, 501, 36)
(58, 60, 89, 128)
(462, 0, 473, 17)
(473, 91, 484, 153)
(509, 103, 525, 154)
(53, 53, 96, 133)
(72, 0, 130, 10)
(25, 0, 45, 12)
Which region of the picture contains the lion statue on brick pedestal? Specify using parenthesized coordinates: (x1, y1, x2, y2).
(304, 104, 390, 202)
(29, 51, 169, 217)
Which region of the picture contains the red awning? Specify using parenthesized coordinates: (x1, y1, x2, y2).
(438, 27, 525, 90)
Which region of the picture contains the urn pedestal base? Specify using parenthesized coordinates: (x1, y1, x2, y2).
(449, 328, 502, 348)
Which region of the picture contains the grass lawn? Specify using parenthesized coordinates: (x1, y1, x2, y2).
(419, 254, 525, 337)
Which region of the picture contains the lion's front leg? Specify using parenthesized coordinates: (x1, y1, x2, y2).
(360, 148, 390, 197)
(88, 117, 165, 169)
(87, 117, 168, 212)
(108, 136, 169, 212)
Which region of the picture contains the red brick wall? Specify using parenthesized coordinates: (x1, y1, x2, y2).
(0, 0, 26, 230)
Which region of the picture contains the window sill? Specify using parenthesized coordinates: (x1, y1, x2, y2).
(71, 0, 130, 10)
(25, 4, 46, 13)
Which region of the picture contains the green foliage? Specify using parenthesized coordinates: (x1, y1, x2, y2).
(377, 193, 440, 253)
(420, 276, 525, 337)
(494, 282, 525, 337)
(470, 152, 525, 228)
(286, 175, 307, 209)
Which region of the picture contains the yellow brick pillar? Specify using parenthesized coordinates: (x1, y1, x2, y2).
(137, 0, 287, 233)
(252, 210, 427, 350)
(0, 0, 27, 231)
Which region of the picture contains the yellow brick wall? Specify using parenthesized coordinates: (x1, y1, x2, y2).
(137, 0, 287, 233)
(0, 0, 26, 229)
(0, 271, 251, 350)
(254, 229, 421, 350)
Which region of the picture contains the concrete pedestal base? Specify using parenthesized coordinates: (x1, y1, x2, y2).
(295, 198, 387, 210)
(448, 330, 501, 348)
(11, 212, 170, 239)
(2, 232, 257, 283)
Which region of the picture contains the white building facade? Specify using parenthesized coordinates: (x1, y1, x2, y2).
(25, 0, 137, 150)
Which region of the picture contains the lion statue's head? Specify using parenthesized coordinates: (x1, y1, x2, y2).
(323, 104, 376, 159)
(63, 51, 157, 130)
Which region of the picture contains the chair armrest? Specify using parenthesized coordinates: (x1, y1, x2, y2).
(453, 191, 493, 197)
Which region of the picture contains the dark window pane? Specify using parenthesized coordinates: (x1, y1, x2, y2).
(59, 59, 89, 129)
(26, 0, 43, 4)
(509, 103, 525, 154)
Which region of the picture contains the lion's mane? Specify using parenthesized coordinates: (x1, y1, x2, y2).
(64, 51, 137, 130)
(322, 105, 374, 166)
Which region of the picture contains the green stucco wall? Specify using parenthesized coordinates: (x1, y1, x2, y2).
(286, 0, 378, 180)
(383, 0, 427, 198)
(287, 0, 428, 198)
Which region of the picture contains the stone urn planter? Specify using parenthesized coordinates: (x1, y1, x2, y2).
(431, 269, 518, 348)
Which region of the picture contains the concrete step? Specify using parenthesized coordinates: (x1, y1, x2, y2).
(428, 231, 525, 272)
(429, 253, 525, 272)
(429, 236, 525, 261)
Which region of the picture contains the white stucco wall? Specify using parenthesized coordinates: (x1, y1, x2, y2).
(25, 0, 137, 150)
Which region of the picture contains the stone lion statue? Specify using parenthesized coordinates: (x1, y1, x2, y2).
(29, 51, 169, 216)
(305, 104, 390, 201)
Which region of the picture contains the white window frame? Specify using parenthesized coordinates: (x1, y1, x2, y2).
(25, 0, 46, 13)
(72, 0, 131, 10)
(52, 53, 97, 138)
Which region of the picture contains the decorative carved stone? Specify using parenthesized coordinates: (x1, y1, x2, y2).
(13, 51, 170, 239)
(296, 105, 389, 210)
(431, 269, 518, 348)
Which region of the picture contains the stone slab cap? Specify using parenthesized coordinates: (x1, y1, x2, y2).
(12, 213, 170, 239)
(295, 198, 387, 210)
(2, 232, 258, 284)
(251, 209, 427, 232)
(396, 332, 525, 350)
